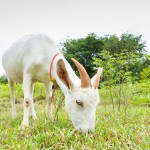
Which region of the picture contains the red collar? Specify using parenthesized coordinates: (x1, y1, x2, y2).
(50, 53, 59, 79)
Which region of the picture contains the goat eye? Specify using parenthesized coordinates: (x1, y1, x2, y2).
(76, 100, 83, 107)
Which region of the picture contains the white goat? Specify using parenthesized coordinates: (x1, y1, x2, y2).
(2, 34, 102, 132)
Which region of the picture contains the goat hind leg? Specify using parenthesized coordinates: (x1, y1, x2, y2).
(8, 78, 17, 119)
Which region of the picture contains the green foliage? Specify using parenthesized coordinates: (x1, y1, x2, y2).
(61, 33, 148, 79)
(100, 82, 150, 108)
(131, 54, 150, 105)
(102, 33, 146, 56)
(0, 83, 23, 102)
(94, 51, 150, 109)
(0, 83, 10, 101)
(0, 74, 8, 83)
(98, 34, 148, 81)
(51, 89, 65, 121)
(93, 49, 134, 86)
(141, 67, 150, 80)
(140, 54, 150, 80)
(61, 33, 103, 77)
(34, 83, 46, 101)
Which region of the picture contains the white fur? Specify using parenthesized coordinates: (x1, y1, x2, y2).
(2, 34, 101, 132)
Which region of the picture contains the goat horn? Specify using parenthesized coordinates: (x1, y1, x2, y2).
(71, 58, 91, 88)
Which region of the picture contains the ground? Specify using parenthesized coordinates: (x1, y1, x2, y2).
(0, 98, 149, 149)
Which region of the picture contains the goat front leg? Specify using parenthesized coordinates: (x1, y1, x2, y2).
(21, 74, 33, 129)
(45, 82, 53, 118)
(8, 78, 17, 119)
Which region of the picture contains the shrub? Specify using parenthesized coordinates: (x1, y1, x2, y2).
(0, 74, 8, 83)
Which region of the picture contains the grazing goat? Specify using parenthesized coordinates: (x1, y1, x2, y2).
(2, 34, 102, 132)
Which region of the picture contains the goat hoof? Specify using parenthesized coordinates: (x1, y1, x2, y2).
(32, 115, 37, 120)
(20, 122, 29, 130)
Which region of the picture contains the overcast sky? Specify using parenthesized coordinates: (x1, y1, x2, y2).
(0, 0, 150, 75)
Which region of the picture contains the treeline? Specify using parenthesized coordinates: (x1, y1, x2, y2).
(61, 33, 150, 85)
(1, 33, 150, 85)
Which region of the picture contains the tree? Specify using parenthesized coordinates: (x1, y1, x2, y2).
(61, 33, 103, 77)
(101, 33, 147, 79)
(93, 49, 134, 86)
(61, 33, 148, 79)
(102, 33, 146, 56)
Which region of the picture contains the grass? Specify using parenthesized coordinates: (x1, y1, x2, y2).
(0, 83, 150, 149)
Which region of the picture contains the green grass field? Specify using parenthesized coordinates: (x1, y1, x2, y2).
(0, 83, 150, 149)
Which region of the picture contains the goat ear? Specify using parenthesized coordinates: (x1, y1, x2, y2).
(91, 67, 103, 89)
(57, 59, 73, 89)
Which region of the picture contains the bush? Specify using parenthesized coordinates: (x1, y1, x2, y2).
(0, 74, 8, 83)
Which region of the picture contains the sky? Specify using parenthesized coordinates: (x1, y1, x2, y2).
(0, 0, 150, 75)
